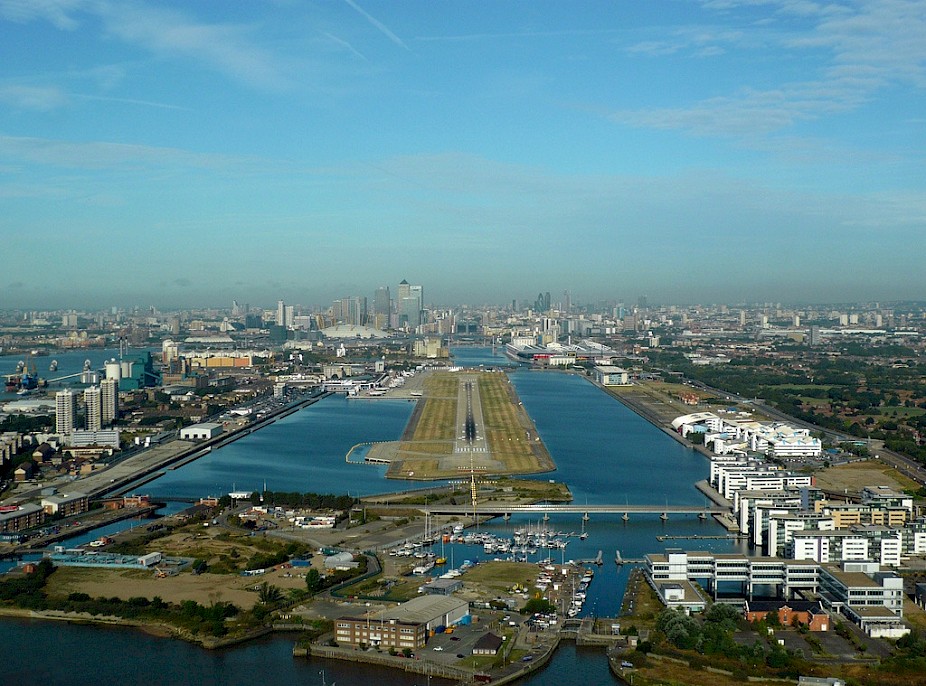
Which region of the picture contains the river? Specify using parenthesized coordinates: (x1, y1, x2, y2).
(1, 347, 745, 684)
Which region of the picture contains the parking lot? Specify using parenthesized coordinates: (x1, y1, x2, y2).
(423, 611, 515, 665)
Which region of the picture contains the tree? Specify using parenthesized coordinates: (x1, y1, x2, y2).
(257, 581, 282, 604)
(522, 597, 556, 615)
(305, 568, 321, 593)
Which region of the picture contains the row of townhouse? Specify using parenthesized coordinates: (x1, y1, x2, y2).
(645, 549, 908, 638)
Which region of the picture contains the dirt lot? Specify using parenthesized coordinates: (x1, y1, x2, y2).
(814, 460, 919, 496)
(43, 521, 324, 609)
(46, 562, 311, 609)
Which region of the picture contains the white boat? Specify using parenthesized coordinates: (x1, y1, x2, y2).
(412, 561, 435, 575)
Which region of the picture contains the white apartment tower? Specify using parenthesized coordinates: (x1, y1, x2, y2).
(101, 378, 119, 425)
(84, 386, 102, 431)
(55, 389, 77, 435)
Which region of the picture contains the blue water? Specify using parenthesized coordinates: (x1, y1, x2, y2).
(449, 345, 520, 368)
(145, 395, 420, 499)
(0, 502, 192, 574)
(0, 346, 155, 378)
(1, 347, 740, 684)
(510, 370, 706, 505)
(0, 618, 442, 686)
(1, 346, 157, 401)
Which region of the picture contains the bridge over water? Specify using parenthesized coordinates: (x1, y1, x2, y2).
(413, 503, 729, 518)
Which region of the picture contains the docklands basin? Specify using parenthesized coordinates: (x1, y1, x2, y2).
(1, 347, 749, 685)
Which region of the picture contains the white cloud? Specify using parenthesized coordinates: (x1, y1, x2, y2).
(0, 0, 293, 91)
(323, 32, 368, 61)
(625, 26, 744, 58)
(0, 84, 69, 110)
(0, 0, 83, 30)
(613, 0, 926, 138)
(96, 1, 293, 90)
(0, 134, 248, 170)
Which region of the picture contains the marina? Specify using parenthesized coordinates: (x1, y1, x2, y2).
(1, 346, 744, 684)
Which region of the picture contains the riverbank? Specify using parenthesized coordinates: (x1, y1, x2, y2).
(3, 503, 160, 557)
(0, 605, 286, 649)
(594, 380, 714, 457)
(0, 351, 733, 685)
(295, 630, 565, 686)
(7, 390, 333, 504)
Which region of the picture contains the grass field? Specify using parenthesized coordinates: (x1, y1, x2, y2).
(873, 406, 926, 418)
(380, 371, 554, 480)
(461, 561, 538, 589)
(410, 374, 458, 442)
(479, 374, 537, 471)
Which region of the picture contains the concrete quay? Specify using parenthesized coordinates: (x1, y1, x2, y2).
(11, 392, 330, 505)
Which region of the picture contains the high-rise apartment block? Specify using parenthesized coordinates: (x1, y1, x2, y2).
(101, 378, 119, 425)
(56, 389, 77, 435)
(84, 386, 102, 431)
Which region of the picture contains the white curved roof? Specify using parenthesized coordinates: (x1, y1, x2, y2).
(321, 325, 389, 339)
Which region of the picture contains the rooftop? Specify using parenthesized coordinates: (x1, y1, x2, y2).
(375, 595, 468, 625)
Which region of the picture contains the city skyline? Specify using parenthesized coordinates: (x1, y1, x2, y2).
(1, 1, 924, 308)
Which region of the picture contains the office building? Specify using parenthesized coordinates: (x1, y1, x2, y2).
(335, 596, 468, 650)
(396, 279, 424, 330)
(333, 296, 367, 326)
(373, 286, 391, 316)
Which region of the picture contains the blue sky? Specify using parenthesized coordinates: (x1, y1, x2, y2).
(1, 0, 924, 309)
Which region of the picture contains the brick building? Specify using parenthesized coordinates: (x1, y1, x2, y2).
(744, 600, 829, 631)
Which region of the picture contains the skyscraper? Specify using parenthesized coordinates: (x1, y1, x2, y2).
(101, 378, 119, 425)
(396, 280, 424, 330)
(374, 286, 391, 316)
(276, 299, 286, 327)
(56, 389, 77, 435)
(84, 386, 102, 431)
(397, 279, 411, 303)
(332, 296, 367, 325)
(373, 286, 391, 330)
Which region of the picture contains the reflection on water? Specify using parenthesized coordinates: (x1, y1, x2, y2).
(2, 348, 745, 683)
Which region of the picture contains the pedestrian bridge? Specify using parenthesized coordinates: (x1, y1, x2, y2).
(418, 503, 729, 517)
